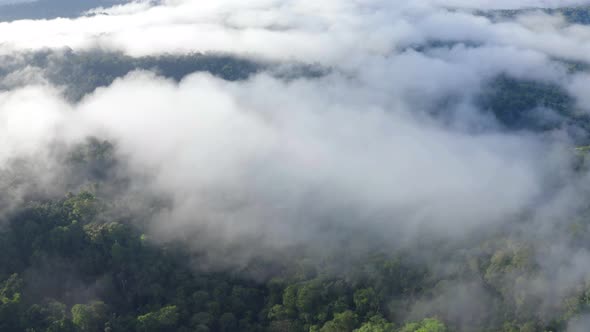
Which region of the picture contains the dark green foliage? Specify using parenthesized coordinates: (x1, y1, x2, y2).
(71, 301, 108, 332)
(0, 50, 261, 101)
(557, 7, 590, 24)
(42, 50, 262, 101)
(478, 75, 576, 131)
(0, 49, 327, 102)
(0, 189, 270, 331)
(136, 305, 179, 332)
(476, 74, 590, 143)
(318, 310, 358, 332)
(481, 6, 590, 25)
(399, 318, 447, 332)
(355, 315, 395, 332)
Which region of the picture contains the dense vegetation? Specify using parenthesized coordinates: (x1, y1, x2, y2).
(478, 75, 590, 141)
(0, 50, 326, 102)
(0, 51, 262, 102)
(481, 6, 590, 24)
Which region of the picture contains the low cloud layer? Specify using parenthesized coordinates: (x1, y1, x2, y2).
(2, 70, 565, 242)
(3, 0, 590, 328)
(0, 0, 588, 64)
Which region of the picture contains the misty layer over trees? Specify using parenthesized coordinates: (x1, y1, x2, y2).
(0, 50, 326, 101)
(5, 1, 590, 332)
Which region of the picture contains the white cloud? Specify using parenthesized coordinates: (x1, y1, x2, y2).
(0, 0, 589, 66)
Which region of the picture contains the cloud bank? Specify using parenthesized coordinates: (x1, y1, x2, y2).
(3, 0, 590, 328)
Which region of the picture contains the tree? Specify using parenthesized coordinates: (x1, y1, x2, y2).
(320, 310, 359, 332)
(354, 315, 395, 332)
(218, 312, 238, 332)
(136, 305, 179, 332)
(0, 274, 24, 331)
(399, 318, 447, 332)
(354, 288, 380, 317)
(71, 301, 108, 332)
